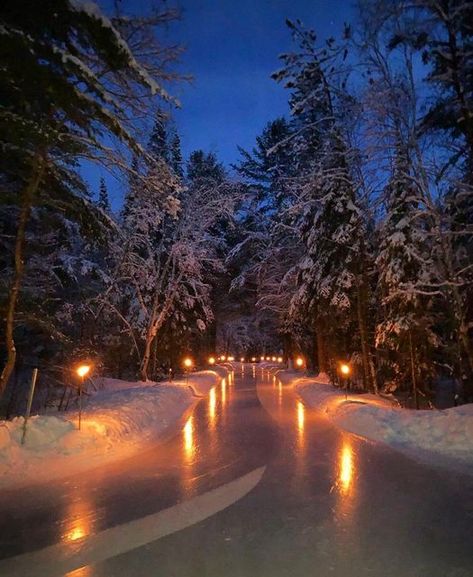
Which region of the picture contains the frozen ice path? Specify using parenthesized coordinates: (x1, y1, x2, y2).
(1, 366, 473, 577)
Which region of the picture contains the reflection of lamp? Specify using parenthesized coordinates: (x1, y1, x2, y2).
(339, 441, 354, 495)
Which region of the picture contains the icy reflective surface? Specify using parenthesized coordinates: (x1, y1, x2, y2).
(1, 366, 473, 577)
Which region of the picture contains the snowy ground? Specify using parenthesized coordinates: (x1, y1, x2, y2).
(265, 366, 473, 470)
(0, 368, 228, 489)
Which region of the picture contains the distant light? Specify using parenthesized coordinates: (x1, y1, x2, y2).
(220, 355, 226, 361)
(271, 356, 276, 362)
(183, 357, 193, 369)
(277, 357, 283, 363)
(208, 356, 216, 365)
(251, 357, 256, 362)
(240, 357, 245, 362)
(296, 357, 304, 368)
(228, 356, 235, 362)
(260, 356, 265, 361)
(266, 357, 270, 361)
(76, 364, 91, 378)
(340, 363, 351, 376)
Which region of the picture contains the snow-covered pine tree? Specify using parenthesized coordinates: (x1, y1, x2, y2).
(273, 20, 377, 389)
(170, 133, 184, 178)
(375, 146, 436, 401)
(0, 0, 180, 395)
(97, 178, 111, 213)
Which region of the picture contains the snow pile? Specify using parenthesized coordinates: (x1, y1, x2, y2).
(0, 369, 225, 488)
(278, 370, 473, 468)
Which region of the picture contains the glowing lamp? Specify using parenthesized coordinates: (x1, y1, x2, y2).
(277, 357, 283, 363)
(251, 357, 256, 362)
(266, 357, 270, 361)
(208, 356, 216, 365)
(340, 363, 351, 376)
(228, 356, 235, 362)
(220, 355, 226, 361)
(76, 364, 91, 378)
(295, 357, 304, 368)
(260, 356, 265, 361)
(183, 357, 193, 369)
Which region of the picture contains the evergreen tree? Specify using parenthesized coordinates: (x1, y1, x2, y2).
(149, 109, 170, 162)
(170, 133, 184, 177)
(97, 178, 111, 213)
(0, 0, 180, 395)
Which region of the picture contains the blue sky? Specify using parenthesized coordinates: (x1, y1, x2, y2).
(171, 0, 354, 166)
(91, 0, 354, 207)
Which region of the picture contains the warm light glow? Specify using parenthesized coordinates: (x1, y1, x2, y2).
(271, 356, 276, 362)
(296, 357, 304, 367)
(183, 416, 194, 458)
(251, 357, 256, 362)
(183, 357, 193, 369)
(221, 378, 226, 404)
(339, 441, 354, 494)
(297, 401, 305, 432)
(220, 355, 226, 361)
(340, 363, 351, 376)
(66, 526, 86, 542)
(228, 356, 235, 362)
(266, 356, 270, 361)
(277, 357, 283, 363)
(76, 364, 91, 378)
(260, 356, 265, 361)
(240, 357, 245, 362)
(208, 356, 216, 365)
(209, 387, 216, 423)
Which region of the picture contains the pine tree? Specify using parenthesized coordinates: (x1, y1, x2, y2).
(0, 0, 180, 395)
(97, 178, 111, 213)
(149, 109, 170, 163)
(170, 133, 184, 177)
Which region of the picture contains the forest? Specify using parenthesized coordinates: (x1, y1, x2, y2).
(1, 0, 472, 413)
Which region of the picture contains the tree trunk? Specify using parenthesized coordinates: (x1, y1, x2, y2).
(315, 318, 328, 374)
(355, 249, 378, 394)
(0, 155, 44, 397)
(409, 330, 419, 410)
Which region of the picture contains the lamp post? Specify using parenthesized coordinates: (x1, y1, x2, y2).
(183, 357, 193, 384)
(76, 364, 91, 430)
(340, 362, 351, 400)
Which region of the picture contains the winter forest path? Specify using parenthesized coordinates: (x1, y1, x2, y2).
(1, 365, 473, 576)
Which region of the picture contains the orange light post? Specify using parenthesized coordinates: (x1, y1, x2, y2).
(76, 364, 91, 430)
(339, 362, 351, 400)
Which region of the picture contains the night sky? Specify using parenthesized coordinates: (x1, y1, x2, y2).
(91, 0, 354, 207)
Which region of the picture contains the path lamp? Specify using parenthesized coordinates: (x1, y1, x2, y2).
(76, 364, 91, 430)
(339, 363, 351, 400)
(183, 357, 193, 384)
(295, 356, 304, 369)
(240, 357, 245, 363)
(277, 357, 283, 363)
(208, 356, 216, 366)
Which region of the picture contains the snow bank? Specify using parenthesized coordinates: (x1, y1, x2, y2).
(0, 369, 226, 488)
(277, 370, 473, 469)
